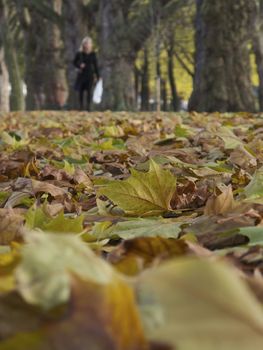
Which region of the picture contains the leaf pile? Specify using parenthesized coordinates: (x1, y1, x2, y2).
(1, 110, 263, 349)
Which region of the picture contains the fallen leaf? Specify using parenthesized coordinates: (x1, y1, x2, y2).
(0, 209, 24, 245)
(228, 145, 257, 169)
(137, 258, 263, 350)
(0, 233, 148, 350)
(108, 237, 188, 276)
(244, 167, 263, 201)
(25, 205, 84, 234)
(15, 232, 116, 309)
(204, 185, 236, 215)
(99, 160, 177, 216)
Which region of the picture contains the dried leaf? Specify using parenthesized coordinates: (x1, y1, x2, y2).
(108, 237, 188, 275)
(244, 167, 263, 201)
(137, 258, 263, 350)
(16, 232, 114, 309)
(204, 185, 236, 215)
(99, 160, 177, 216)
(0, 209, 24, 245)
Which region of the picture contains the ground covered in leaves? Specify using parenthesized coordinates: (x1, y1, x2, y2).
(1, 110, 263, 350)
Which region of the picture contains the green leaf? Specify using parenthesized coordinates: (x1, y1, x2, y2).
(89, 221, 114, 241)
(98, 160, 177, 216)
(92, 138, 125, 150)
(102, 125, 124, 138)
(217, 127, 243, 149)
(1, 132, 29, 149)
(25, 205, 84, 234)
(44, 212, 84, 234)
(238, 226, 263, 246)
(174, 124, 189, 138)
(138, 258, 263, 350)
(16, 232, 115, 309)
(0, 192, 10, 206)
(109, 218, 182, 240)
(62, 160, 75, 175)
(25, 205, 47, 230)
(90, 218, 182, 241)
(244, 167, 263, 200)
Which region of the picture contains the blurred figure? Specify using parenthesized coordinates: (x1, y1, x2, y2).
(73, 37, 100, 111)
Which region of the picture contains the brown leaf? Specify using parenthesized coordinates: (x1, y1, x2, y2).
(0, 276, 148, 350)
(9, 178, 67, 198)
(0, 209, 24, 245)
(108, 237, 193, 276)
(184, 210, 258, 250)
(0, 292, 43, 340)
(204, 185, 236, 215)
(40, 165, 72, 181)
(73, 168, 93, 189)
(31, 180, 67, 198)
(228, 145, 257, 170)
(45, 276, 148, 350)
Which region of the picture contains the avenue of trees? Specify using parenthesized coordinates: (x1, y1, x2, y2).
(1, 0, 263, 113)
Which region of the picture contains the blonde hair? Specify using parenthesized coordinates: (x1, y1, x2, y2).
(80, 36, 93, 52)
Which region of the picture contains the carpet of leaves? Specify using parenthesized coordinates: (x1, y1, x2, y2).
(1, 110, 263, 350)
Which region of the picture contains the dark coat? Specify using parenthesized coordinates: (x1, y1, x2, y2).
(73, 51, 100, 91)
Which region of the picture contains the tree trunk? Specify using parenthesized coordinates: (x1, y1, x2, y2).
(161, 79, 167, 111)
(134, 65, 140, 110)
(23, 10, 47, 110)
(141, 48, 150, 111)
(0, 46, 9, 112)
(156, 58, 161, 113)
(189, 0, 256, 112)
(23, 2, 68, 111)
(62, 0, 85, 110)
(101, 56, 136, 111)
(98, 0, 136, 111)
(167, 44, 180, 111)
(253, 0, 263, 111)
(97, 0, 175, 111)
(2, 0, 24, 111)
(44, 0, 68, 110)
(0, 7, 10, 113)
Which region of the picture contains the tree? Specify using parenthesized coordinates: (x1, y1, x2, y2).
(140, 48, 150, 111)
(13, 0, 63, 110)
(253, 0, 263, 111)
(95, 0, 187, 111)
(63, 0, 89, 109)
(22, 10, 48, 110)
(0, 47, 9, 112)
(97, 0, 137, 110)
(164, 25, 181, 111)
(189, 0, 256, 112)
(44, 0, 68, 110)
(1, 0, 24, 111)
(0, 2, 10, 112)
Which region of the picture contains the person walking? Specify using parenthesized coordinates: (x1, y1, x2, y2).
(73, 37, 100, 111)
